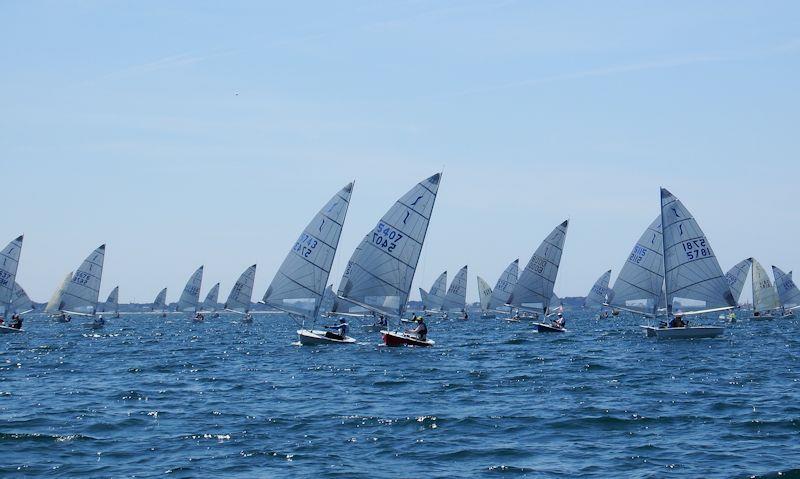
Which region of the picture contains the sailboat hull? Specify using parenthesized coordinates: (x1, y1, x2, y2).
(382, 331, 434, 347)
(640, 325, 724, 339)
(534, 322, 566, 333)
(750, 314, 775, 321)
(0, 325, 22, 334)
(297, 329, 356, 345)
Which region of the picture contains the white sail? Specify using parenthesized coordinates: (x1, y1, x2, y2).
(608, 217, 664, 316)
(100, 286, 119, 313)
(153, 287, 167, 310)
(11, 282, 34, 313)
(441, 265, 468, 311)
(724, 258, 752, 304)
(661, 188, 735, 314)
(45, 271, 74, 314)
(225, 264, 256, 312)
(488, 259, 518, 311)
(477, 276, 492, 312)
(60, 244, 106, 314)
(751, 259, 780, 313)
(177, 266, 204, 312)
(335, 173, 441, 318)
(0, 235, 23, 313)
(585, 269, 612, 308)
(203, 282, 220, 310)
(772, 265, 800, 310)
(420, 270, 447, 311)
(264, 182, 354, 319)
(510, 220, 569, 313)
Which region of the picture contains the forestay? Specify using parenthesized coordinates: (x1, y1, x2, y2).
(225, 264, 256, 312)
(60, 244, 106, 314)
(772, 265, 800, 310)
(45, 271, 73, 314)
(510, 220, 568, 313)
(335, 173, 441, 318)
(751, 259, 780, 313)
(725, 258, 752, 304)
(441, 265, 468, 311)
(477, 276, 492, 312)
(0, 235, 23, 314)
(661, 188, 735, 314)
(609, 217, 664, 316)
(177, 266, 204, 312)
(488, 259, 518, 311)
(585, 269, 612, 308)
(264, 182, 354, 320)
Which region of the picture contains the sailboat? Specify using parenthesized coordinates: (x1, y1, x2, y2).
(441, 265, 468, 319)
(224, 264, 256, 322)
(477, 259, 519, 319)
(585, 269, 612, 318)
(11, 282, 35, 315)
(508, 220, 569, 332)
(608, 217, 664, 319)
(202, 282, 220, 318)
(263, 182, 354, 345)
(772, 265, 800, 317)
(46, 244, 107, 327)
(419, 270, 447, 313)
(0, 235, 24, 333)
(725, 258, 752, 305)
(99, 286, 120, 318)
(46, 271, 74, 321)
(333, 173, 441, 347)
(177, 266, 203, 319)
(750, 259, 780, 320)
(641, 188, 734, 338)
(152, 287, 168, 317)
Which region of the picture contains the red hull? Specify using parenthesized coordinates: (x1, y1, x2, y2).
(382, 331, 433, 347)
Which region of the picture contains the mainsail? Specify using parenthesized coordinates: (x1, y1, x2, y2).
(45, 271, 73, 314)
(419, 270, 447, 311)
(11, 282, 34, 313)
(608, 217, 664, 316)
(264, 182, 354, 320)
(585, 269, 612, 308)
(0, 235, 23, 316)
(335, 173, 441, 318)
(661, 188, 734, 314)
(203, 282, 220, 311)
(509, 220, 569, 313)
(225, 264, 257, 313)
(477, 276, 492, 312)
(100, 286, 119, 314)
(441, 265, 468, 311)
(153, 287, 167, 311)
(751, 258, 780, 313)
(488, 259, 518, 311)
(725, 258, 752, 304)
(772, 265, 800, 310)
(177, 266, 204, 312)
(60, 244, 106, 314)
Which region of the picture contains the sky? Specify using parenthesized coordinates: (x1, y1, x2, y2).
(2, 1, 799, 304)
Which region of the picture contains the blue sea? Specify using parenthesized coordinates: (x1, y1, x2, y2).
(2, 311, 799, 478)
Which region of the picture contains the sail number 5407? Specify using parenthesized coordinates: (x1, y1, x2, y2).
(373, 223, 403, 252)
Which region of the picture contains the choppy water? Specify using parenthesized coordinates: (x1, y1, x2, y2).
(2, 311, 799, 478)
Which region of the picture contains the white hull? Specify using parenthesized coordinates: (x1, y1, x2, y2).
(640, 325, 724, 339)
(297, 329, 356, 345)
(0, 325, 23, 334)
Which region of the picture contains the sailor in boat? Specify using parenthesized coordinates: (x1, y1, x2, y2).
(611, 309, 620, 316)
(599, 310, 609, 320)
(405, 316, 428, 341)
(194, 312, 205, 321)
(552, 313, 565, 329)
(9, 314, 23, 330)
(244, 312, 253, 321)
(0, 316, 4, 326)
(668, 312, 687, 328)
(375, 314, 388, 329)
(461, 309, 469, 320)
(324, 318, 348, 340)
(93, 315, 105, 327)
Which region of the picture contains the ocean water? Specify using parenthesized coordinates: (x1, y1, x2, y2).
(2, 311, 799, 478)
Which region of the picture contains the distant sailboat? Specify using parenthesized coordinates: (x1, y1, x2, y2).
(202, 282, 220, 317)
(177, 266, 203, 317)
(0, 235, 24, 333)
(225, 264, 256, 321)
(11, 282, 34, 315)
(585, 269, 612, 318)
(46, 244, 106, 327)
(509, 220, 568, 329)
(100, 286, 120, 318)
(334, 173, 441, 347)
(642, 188, 734, 338)
(478, 259, 519, 319)
(46, 271, 74, 321)
(772, 265, 800, 316)
(263, 182, 354, 345)
(419, 270, 447, 312)
(608, 217, 664, 318)
(750, 259, 780, 320)
(477, 276, 493, 317)
(441, 265, 468, 317)
(152, 287, 167, 316)
(725, 258, 752, 305)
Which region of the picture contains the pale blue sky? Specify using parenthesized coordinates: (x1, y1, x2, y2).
(2, 1, 799, 303)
